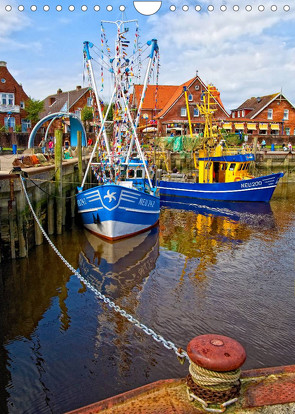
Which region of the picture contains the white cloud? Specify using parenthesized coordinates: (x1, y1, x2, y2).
(147, 1, 295, 109)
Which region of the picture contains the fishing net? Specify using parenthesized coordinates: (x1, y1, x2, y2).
(155, 135, 203, 152)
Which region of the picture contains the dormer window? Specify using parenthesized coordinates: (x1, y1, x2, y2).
(50, 97, 56, 105)
(238, 111, 240, 118)
(232, 112, 235, 118)
(188, 94, 193, 102)
(242, 110, 245, 117)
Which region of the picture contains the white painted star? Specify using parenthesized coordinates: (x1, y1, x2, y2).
(104, 190, 116, 203)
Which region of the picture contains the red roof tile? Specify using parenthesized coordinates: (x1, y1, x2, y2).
(133, 84, 178, 110)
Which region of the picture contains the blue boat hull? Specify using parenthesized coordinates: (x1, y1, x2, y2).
(76, 184, 160, 240)
(159, 172, 284, 202)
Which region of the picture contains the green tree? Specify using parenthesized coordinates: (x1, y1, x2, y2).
(81, 106, 93, 132)
(25, 98, 44, 124)
(103, 103, 115, 121)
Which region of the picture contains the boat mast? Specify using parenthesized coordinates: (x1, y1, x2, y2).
(83, 41, 111, 160)
(126, 38, 159, 163)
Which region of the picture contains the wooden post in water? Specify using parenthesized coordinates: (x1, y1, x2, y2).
(48, 181, 54, 235)
(252, 136, 258, 158)
(9, 179, 16, 259)
(34, 183, 43, 246)
(16, 188, 27, 257)
(71, 172, 76, 218)
(77, 130, 83, 184)
(55, 128, 63, 235)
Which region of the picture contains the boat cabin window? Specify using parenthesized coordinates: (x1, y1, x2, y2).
(228, 163, 236, 171)
(128, 169, 135, 178)
(136, 169, 143, 178)
(205, 162, 211, 169)
(244, 164, 249, 170)
(238, 164, 243, 171)
(220, 163, 226, 170)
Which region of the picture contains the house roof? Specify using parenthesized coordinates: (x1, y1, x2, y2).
(232, 93, 280, 119)
(132, 84, 178, 110)
(40, 87, 89, 118)
(156, 76, 229, 119)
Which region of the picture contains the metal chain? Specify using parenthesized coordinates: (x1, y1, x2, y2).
(20, 176, 188, 361)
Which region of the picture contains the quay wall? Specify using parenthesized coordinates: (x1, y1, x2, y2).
(0, 158, 90, 262)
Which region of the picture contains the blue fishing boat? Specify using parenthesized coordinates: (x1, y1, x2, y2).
(76, 20, 160, 240)
(158, 86, 284, 202)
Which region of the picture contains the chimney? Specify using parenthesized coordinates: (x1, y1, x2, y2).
(57, 88, 62, 94)
(0, 61, 7, 67)
(76, 85, 82, 91)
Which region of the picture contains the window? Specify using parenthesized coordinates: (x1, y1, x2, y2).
(193, 107, 199, 117)
(242, 110, 245, 117)
(21, 119, 31, 132)
(283, 109, 289, 120)
(136, 169, 143, 178)
(4, 116, 15, 130)
(285, 127, 290, 136)
(237, 111, 240, 118)
(1, 93, 14, 106)
(267, 109, 273, 120)
(232, 112, 235, 118)
(188, 94, 193, 102)
(75, 110, 81, 119)
(228, 163, 236, 171)
(87, 97, 93, 107)
(20, 101, 25, 109)
(180, 107, 187, 117)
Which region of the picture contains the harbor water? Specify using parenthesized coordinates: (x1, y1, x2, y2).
(1, 182, 295, 414)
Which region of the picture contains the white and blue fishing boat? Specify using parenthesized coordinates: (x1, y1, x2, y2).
(159, 86, 284, 203)
(76, 20, 160, 240)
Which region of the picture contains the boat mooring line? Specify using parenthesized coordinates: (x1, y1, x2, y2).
(19, 176, 188, 362)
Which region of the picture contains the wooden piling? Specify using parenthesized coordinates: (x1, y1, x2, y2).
(33, 183, 43, 246)
(77, 130, 83, 184)
(55, 128, 63, 235)
(16, 188, 27, 257)
(48, 181, 54, 235)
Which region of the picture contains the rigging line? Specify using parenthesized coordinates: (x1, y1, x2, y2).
(19, 175, 188, 362)
(24, 176, 77, 199)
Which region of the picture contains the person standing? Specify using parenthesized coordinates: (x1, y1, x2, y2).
(288, 141, 293, 152)
(48, 139, 54, 155)
(39, 137, 46, 154)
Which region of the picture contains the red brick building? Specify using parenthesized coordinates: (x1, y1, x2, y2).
(0, 61, 30, 132)
(156, 75, 229, 136)
(132, 75, 229, 137)
(226, 93, 295, 137)
(131, 84, 178, 131)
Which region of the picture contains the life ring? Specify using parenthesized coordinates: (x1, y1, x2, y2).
(234, 177, 241, 182)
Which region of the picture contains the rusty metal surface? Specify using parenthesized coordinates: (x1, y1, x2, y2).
(66, 365, 295, 414)
(187, 334, 247, 372)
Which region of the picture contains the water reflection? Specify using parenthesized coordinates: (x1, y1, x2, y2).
(79, 227, 159, 299)
(160, 197, 276, 277)
(1, 184, 295, 414)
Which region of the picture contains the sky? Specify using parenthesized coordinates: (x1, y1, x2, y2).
(1, 0, 295, 111)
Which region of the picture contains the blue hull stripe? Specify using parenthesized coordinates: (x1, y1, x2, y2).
(158, 184, 277, 194)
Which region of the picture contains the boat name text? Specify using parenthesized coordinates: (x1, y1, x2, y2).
(77, 198, 87, 207)
(241, 180, 263, 188)
(139, 198, 155, 207)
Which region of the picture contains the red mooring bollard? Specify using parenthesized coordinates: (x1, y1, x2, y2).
(186, 334, 246, 412)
